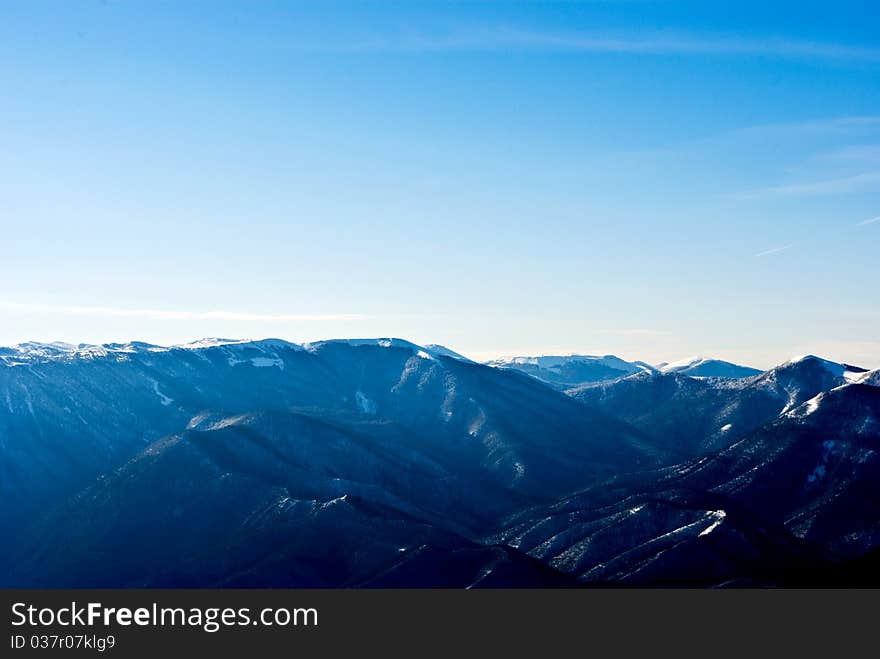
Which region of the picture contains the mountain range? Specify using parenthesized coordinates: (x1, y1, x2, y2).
(486, 353, 763, 387)
(1, 338, 878, 587)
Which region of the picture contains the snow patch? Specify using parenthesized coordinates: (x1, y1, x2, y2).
(206, 414, 251, 431)
(250, 357, 284, 369)
(806, 440, 838, 485)
(355, 390, 377, 415)
(148, 379, 173, 406)
(786, 392, 823, 418)
(319, 494, 349, 510)
(698, 510, 727, 537)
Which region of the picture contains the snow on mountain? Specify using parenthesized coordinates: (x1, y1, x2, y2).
(853, 369, 880, 386)
(486, 354, 653, 388)
(659, 356, 761, 379)
(772, 355, 873, 390)
(0, 341, 136, 364)
(175, 337, 249, 350)
(0, 337, 469, 366)
(422, 344, 473, 363)
(785, 355, 848, 377)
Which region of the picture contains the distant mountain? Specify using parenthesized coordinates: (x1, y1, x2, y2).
(658, 356, 761, 379)
(486, 354, 653, 388)
(485, 353, 763, 388)
(301, 338, 473, 362)
(569, 354, 876, 458)
(1, 340, 877, 587)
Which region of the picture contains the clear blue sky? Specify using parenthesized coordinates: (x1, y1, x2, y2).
(1, 1, 878, 367)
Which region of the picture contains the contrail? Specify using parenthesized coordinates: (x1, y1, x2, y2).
(754, 244, 795, 257)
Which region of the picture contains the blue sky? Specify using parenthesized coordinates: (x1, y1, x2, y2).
(1, 0, 878, 367)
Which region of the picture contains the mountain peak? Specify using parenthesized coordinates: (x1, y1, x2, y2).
(301, 338, 469, 362)
(175, 337, 248, 350)
(781, 355, 868, 382)
(659, 356, 761, 379)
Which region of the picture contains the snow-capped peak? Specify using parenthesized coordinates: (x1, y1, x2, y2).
(658, 356, 706, 372)
(785, 355, 846, 377)
(659, 357, 761, 379)
(782, 355, 869, 383)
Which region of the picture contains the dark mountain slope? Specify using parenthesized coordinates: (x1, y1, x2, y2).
(6, 406, 589, 587)
(493, 383, 880, 586)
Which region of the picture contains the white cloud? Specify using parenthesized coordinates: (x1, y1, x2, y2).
(0, 301, 365, 323)
(857, 215, 880, 226)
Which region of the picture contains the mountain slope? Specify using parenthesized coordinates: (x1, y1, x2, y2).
(1, 338, 659, 586)
(6, 408, 577, 587)
(494, 382, 880, 586)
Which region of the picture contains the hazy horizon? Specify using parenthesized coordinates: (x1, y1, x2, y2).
(3, 1, 878, 368)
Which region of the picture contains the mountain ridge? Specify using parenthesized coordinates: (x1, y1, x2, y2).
(2, 337, 877, 587)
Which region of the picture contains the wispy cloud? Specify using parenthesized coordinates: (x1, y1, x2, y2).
(342, 28, 880, 62)
(732, 116, 880, 139)
(755, 244, 795, 257)
(743, 170, 880, 199)
(603, 116, 880, 167)
(815, 144, 880, 164)
(596, 328, 670, 337)
(857, 215, 880, 226)
(0, 301, 365, 322)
